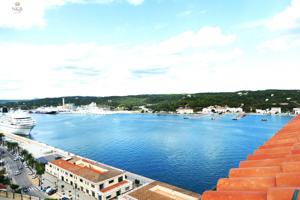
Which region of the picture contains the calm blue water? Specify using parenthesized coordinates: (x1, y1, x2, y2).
(30, 113, 292, 193)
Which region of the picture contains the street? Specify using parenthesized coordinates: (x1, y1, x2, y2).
(0, 146, 48, 199)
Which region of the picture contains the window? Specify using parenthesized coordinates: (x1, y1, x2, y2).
(70, 174, 73, 177)
(91, 184, 95, 188)
(118, 176, 123, 182)
(99, 184, 104, 190)
(109, 179, 114, 184)
(86, 189, 89, 194)
(49, 164, 52, 168)
(65, 172, 68, 175)
(125, 175, 127, 179)
(92, 191, 95, 197)
(106, 195, 111, 199)
(80, 179, 83, 182)
(125, 187, 130, 191)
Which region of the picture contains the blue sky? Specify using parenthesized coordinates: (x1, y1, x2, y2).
(0, 0, 300, 99)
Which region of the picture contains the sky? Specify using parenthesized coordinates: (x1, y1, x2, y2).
(0, 0, 300, 99)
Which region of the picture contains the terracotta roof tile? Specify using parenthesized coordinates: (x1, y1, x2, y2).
(217, 177, 275, 191)
(201, 191, 267, 200)
(229, 166, 281, 178)
(50, 158, 123, 183)
(268, 187, 300, 200)
(247, 153, 288, 160)
(100, 180, 128, 193)
(202, 115, 300, 200)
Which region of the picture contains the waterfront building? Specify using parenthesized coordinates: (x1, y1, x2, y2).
(176, 107, 194, 114)
(269, 107, 281, 114)
(45, 157, 132, 200)
(256, 109, 267, 114)
(293, 108, 300, 115)
(226, 107, 243, 113)
(121, 181, 201, 200)
(202, 106, 242, 114)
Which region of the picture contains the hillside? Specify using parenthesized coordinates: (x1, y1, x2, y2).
(1, 90, 300, 112)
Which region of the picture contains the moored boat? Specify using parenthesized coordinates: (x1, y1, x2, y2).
(0, 112, 36, 135)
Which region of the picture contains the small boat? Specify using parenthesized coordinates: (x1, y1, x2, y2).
(261, 118, 268, 122)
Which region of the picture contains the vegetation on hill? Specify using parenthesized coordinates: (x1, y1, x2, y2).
(1, 90, 300, 112)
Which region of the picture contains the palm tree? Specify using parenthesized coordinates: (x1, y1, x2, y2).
(10, 142, 19, 154)
(35, 162, 45, 186)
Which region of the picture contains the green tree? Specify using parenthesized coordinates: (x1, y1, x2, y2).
(35, 162, 45, 186)
(10, 184, 19, 192)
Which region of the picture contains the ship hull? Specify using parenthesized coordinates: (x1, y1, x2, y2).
(0, 124, 34, 135)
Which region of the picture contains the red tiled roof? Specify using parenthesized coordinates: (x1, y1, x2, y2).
(202, 115, 300, 200)
(100, 180, 128, 193)
(50, 159, 108, 182)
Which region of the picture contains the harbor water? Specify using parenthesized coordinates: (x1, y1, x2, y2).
(30, 113, 292, 193)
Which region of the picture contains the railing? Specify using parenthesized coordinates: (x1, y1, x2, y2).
(0, 191, 42, 200)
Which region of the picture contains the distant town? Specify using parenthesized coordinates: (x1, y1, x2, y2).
(1, 90, 300, 115)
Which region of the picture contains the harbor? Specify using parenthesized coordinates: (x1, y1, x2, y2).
(2, 129, 201, 200)
(0, 113, 296, 200)
(12, 113, 293, 193)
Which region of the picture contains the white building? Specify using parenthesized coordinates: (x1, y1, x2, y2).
(202, 106, 242, 114)
(176, 108, 194, 114)
(45, 157, 132, 200)
(293, 108, 300, 115)
(269, 107, 282, 114)
(256, 109, 267, 114)
(202, 107, 214, 113)
(227, 107, 243, 113)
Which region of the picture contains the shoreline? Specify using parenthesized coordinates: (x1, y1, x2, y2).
(2, 131, 155, 184)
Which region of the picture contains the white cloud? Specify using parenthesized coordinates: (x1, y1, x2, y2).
(0, 26, 241, 99)
(0, 0, 144, 29)
(152, 26, 236, 55)
(266, 0, 300, 31)
(239, 0, 300, 32)
(249, 0, 300, 52)
(257, 37, 289, 52)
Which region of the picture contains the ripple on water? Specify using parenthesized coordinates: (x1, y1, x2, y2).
(31, 113, 292, 193)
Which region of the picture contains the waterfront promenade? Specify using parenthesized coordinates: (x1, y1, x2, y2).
(202, 114, 300, 200)
(2, 131, 201, 200)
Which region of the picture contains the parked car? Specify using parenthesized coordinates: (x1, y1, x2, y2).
(45, 187, 52, 194)
(13, 157, 18, 161)
(47, 188, 57, 195)
(42, 186, 50, 192)
(60, 196, 69, 200)
(22, 187, 29, 193)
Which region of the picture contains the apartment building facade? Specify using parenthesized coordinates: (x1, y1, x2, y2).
(45, 157, 132, 200)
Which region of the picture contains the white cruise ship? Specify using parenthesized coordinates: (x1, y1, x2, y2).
(0, 112, 36, 135)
